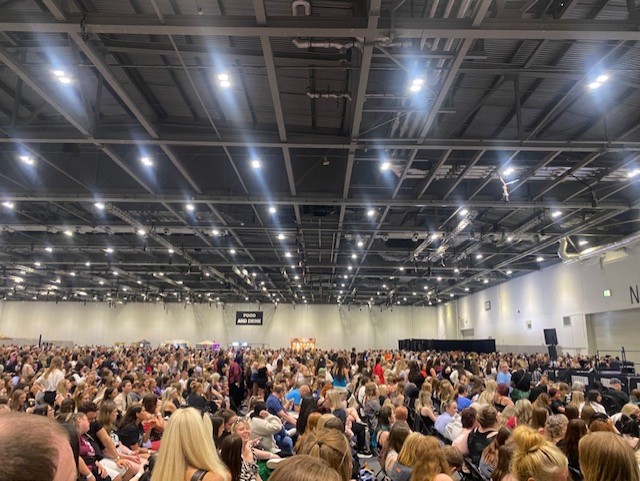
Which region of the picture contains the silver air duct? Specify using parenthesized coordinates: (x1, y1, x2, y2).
(557, 231, 640, 263)
(291, 0, 311, 16)
(292, 38, 361, 50)
(306, 89, 352, 101)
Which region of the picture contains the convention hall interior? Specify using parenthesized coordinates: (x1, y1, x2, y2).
(0, 0, 639, 358)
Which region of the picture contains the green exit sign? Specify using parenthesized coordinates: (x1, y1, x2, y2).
(603, 289, 612, 297)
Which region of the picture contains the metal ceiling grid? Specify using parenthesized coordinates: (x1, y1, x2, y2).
(0, 0, 639, 306)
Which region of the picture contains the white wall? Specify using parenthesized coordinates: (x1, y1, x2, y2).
(0, 301, 437, 349)
(445, 245, 640, 354)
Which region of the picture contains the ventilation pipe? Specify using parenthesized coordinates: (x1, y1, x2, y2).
(291, 0, 311, 16)
(292, 38, 361, 51)
(306, 89, 352, 101)
(557, 231, 640, 263)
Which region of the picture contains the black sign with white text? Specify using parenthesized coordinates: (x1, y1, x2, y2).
(235, 311, 264, 325)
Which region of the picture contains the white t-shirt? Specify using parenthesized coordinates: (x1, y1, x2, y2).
(38, 369, 64, 391)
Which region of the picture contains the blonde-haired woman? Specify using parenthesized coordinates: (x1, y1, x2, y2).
(387, 432, 424, 481)
(411, 434, 454, 481)
(151, 407, 229, 481)
(477, 380, 498, 406)
(36, 356, 64, 405)
(510, 426, 568, 481)
(415, 388, 437, 434)
(297, 428, 352, 481)
(269, 454, 341, 481)
(579, 431, 640, 481)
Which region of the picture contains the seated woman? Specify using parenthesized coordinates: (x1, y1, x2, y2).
(159, 387, 179, 418)
(268, 455, 341, 481)
(579, 431, 640, 481)
(141, 394, 165, 451)
(478, 427, 511, 479)
(411, 435, 454, 481)
(248, 401, 283, 454)
(187, 382, 208, 412)
(494, 384, 515, 412)
(387, 432, 423, 481)
(467, 405, 500, 466)
(381, 421, 411, 476)
(116, 405, 152, 455)
(297, 427, 353, 481)
(97, 400, 143, 476)
(151, 407, 229, 481)
(73, 412, 123, 481)
(326, 390, 369, 456)
(511, 426, 568, 481)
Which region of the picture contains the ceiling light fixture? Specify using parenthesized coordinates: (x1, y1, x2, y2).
(85, 261, 90, 267)
(51, 69, 72, 84)
(269, 206, 277, 214)
(186, 203, 195, 212)
(578, 240, 589, 246)
(94, 202, 105, 210)
(454, 268, 460, 274)
(63, 229, 73, 237)
(459, 208, 469, 216)
(409, 78, 424, 92)
(551, 210, 562, 218)
(229, 249, 236, 255)
(465, 287, 470, 292)
(137, 229, 146, 236)
(168, 248, 175, 254)
(506, 270, 513, 275)
(104, 247, 114, 254)
(475, 254, 483, 260)
(503, 167, 514, 176)
(140, 156, 153, 167)
(19, 155, 35, 165)
(347, 266, 353, 271)
(2, 201, 14, 209)
(351, 254, 357, 259)
(507, 235, 514, 242)
(380, 161, 391, 171)
(251, 159, 261, 169)
(217, 72, 231, 88)
(212, 228, 220, 236)
(399, 266, 405, 271)
(277, 233, 285, 240)
(357, 240, 364, 248)
(367, 209, 376, 217)
(536, 256, 544, 262)
(285, 252, 292, 258)
(45, 246, 53, 253)
(483, 279, 489, 284)
(627, 168, 640, 179)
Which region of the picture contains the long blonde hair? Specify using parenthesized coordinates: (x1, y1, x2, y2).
(397, 432, 424, 467)
(151, 408, 228, 481)
(44, 356, 63, 379)
(477, 380, 497, 405)
(410, 434, 450, 481)
(579, 431, 640, 481)
(297, 428, 352, 481)
(510, 426, 567, 481)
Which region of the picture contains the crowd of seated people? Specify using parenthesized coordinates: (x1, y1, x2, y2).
(1, 344, 640, 481)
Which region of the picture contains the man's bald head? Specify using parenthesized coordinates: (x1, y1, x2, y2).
(0, 412, 77, 481)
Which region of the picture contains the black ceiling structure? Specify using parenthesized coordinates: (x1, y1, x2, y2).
(0, 0, 639, 307)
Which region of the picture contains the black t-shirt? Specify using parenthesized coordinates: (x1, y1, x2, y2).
(116, 423, 141, 448)
(88, 421, 106, 452)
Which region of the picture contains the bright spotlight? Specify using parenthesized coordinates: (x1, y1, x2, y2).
(412, 78, 425, 86)
(483, 279, 489, 284)
(229, 249, 236, 255)
(251, 159, 261, 169)
(212, 229, 220, 236)
(217, 73, 229, 82)
(94, 202, 105, 210)
(503, 167, 514, 176)
(357, 240, 364, 248)
(168, 248, 175, 254)
(137, 229, 146, 236)
(380, 161, 391, 171)
(285, 252, 292, 258)
(551, 210, 562, 218)
(186, 203, 195, 212)
(578, 240, 589, 246)
(409, 84, 422, 93)
(64, 229, 73, 237)
(19, 155, 34, 165)
(351, 254, 357, 259)
(475, 254, 483, 260)
(459, 208, 469, 216)
(464, 287, 470, 292)
(45, 247, 53, 253)
(627, 168, 640, 178)
(588, 81, 602, 90)
(277, 233, 285, 240)
(596, 74, 609, 83)
(536, 256, 544, 262)
(104, 247, 114, 254)
(140, 156, 153, 166)
(506, 270, 513, 275)
(367, 209, 376, 217)
(2, 201, 14, 209)
(269, 206, 277, 214)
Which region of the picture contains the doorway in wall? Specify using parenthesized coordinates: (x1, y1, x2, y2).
(585, 307, 640, 365)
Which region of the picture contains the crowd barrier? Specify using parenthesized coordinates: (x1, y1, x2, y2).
(550, 369, 638, 394)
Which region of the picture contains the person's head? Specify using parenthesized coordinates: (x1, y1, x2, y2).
(564, 405, 579, 421)
(98, 399, 118, 430)
(497, 383, 510, 397)
(220, 434, 243, 481)
(327, 390, 343, 412)
(211, 416, 225, 448)
(588, 418, 615, 433)
(306, 412, 322, 433)
(580, 405, 596, 426)
(269, 454, 341, 481)
(561, 419, 587, 458)
(77, 401, 99, 423)
(396, 432, 424, 468)
(378, 405, 394, 427)
(0, 412, 77, 481)
(120, 380, 132, 394)
(297, 395, 318, 435)
(477, 405, 498, 429)
(230, 417, 251, 444)
(445, 400, 458, 416)
(621, 403, 640, 418)
(579, 431, 640, 481)
(586, 390, 601, 404)
(298, 428, 352, 481)
(530, 408, 549, 430)
(220, 409, 238, 432)
(609, 379, 623, 392)
(151, 408, 228, 481)
(510, 426, 568, 481)
(616, 414, 640, 438)
(394, 405, 408, 423)
(386, 421, 411, 457)
(443, 445, 463, 475)
(142, 394, 158, 414)
(58, 398, 75, 415)
(545, 415, 568, 441)
(410, 434, 450, 480)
